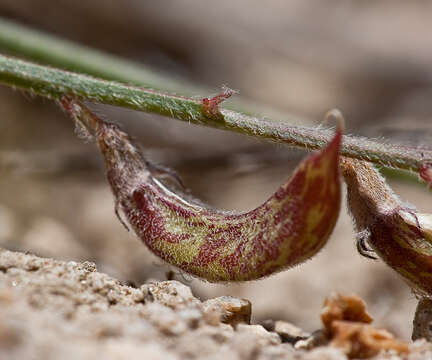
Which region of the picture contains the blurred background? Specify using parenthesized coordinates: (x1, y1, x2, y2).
(1, 1, 432, 339)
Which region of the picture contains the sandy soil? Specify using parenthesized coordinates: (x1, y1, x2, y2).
(1, 248, 432, 360)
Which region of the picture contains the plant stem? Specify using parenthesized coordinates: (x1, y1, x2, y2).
(0, 18, 429, 180)
(0, 54, 430, 175)
(0, 18, 281, 120)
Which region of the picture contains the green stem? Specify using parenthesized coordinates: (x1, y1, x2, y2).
(0, 18, 309, 122)
(0, 54, 430, 174)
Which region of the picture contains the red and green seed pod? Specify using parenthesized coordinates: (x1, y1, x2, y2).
(62, 97, 342, 282)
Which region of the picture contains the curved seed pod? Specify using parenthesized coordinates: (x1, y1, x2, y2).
(341, 157, 432, 297)
(61, 97, 342, 282)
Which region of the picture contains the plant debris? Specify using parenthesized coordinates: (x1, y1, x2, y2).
(321, 293, 409, 358)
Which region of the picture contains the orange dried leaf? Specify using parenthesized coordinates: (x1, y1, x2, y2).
(321, 293, 373, 333)
(321, 293, 408, 358)
(330, 320, 409, 358)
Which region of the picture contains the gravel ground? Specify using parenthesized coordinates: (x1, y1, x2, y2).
(0, 248, 432, 360)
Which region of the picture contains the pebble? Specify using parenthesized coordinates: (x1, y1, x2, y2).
(236, 324, 281, 346)
(262, 319, 310, 344)
(203, 296, 251, 326)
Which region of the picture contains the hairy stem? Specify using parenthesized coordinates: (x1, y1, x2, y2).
(0, 54, 431, 174)
(0, 18, 279, 119)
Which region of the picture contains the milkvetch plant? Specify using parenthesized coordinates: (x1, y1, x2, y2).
(1, 19, 432, 338)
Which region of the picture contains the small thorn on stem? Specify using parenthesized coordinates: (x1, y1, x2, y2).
(201, 86, 236, 116)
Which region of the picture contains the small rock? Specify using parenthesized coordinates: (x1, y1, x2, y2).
(227, 324, 281, 359)
(295, 329, 329, 350)
(263, 319, 310, 344)
(198, 324, 234, 344)
(236, 324, 281, 346)
(148, 281, 200, 309)
(177, 308, 203, 329)
(174, 330, 223, 359)
(302, 347, 347, 360)
(142, 302, 188, 336)
(81, 261, 97, 273)
(259, 343, 295, 358)
(203, 296, 251, 326)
